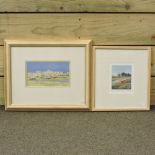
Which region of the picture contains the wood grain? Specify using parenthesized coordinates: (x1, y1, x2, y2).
(1, 0, 155, 12)
(1, 14, 155, 46)
(0, 77, 4, 105)
(1, 46, 155, 76)
(151, 47, 155, 76)
(0, 77, 155, 105)
(0, 46, 4, 76)
(151, 78, 155, 105)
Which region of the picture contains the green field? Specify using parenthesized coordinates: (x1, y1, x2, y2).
(26, 78, 70, 87)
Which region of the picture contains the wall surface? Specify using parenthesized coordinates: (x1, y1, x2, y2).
(0, 0, 155, 105)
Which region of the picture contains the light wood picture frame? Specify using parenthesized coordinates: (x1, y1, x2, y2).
(92, 46, 151, 111)
(4, 39, 91, 111)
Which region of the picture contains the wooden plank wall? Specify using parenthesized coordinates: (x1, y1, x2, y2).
(0, 0, 155, 105)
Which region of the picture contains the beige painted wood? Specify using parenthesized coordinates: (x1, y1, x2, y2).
(1, 14, 155, 46)
(0, 77, 155, 106)
(1, 0, 155, 12)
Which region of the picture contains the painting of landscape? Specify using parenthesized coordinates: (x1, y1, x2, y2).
(111, 65, 132, 90)
(26, 61, 70, 87)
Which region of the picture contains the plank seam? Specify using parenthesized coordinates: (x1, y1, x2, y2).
(1, 12, 155, 14)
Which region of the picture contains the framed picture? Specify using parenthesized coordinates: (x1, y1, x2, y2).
(92, 46, 151, 111)
(4, 39, 91, 111)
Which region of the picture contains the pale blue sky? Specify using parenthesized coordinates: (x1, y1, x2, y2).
(112, 65, 132, 76)
(27, 61, 69, 73)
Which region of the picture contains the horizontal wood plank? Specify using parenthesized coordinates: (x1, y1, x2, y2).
(1, 46, 155, 76)
(151, 78, 155, 105)
(1, 14, 155, 45)
(151, 47, 155, 76)
(1, 0, 155, 12)
(0, 77, 4, 105)
(0, 46, 4, 76)
(0, 77, 155, 105)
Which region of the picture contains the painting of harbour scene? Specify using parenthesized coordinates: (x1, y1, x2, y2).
(26, 61, 70, 87)
(111, 65, 132, 90)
